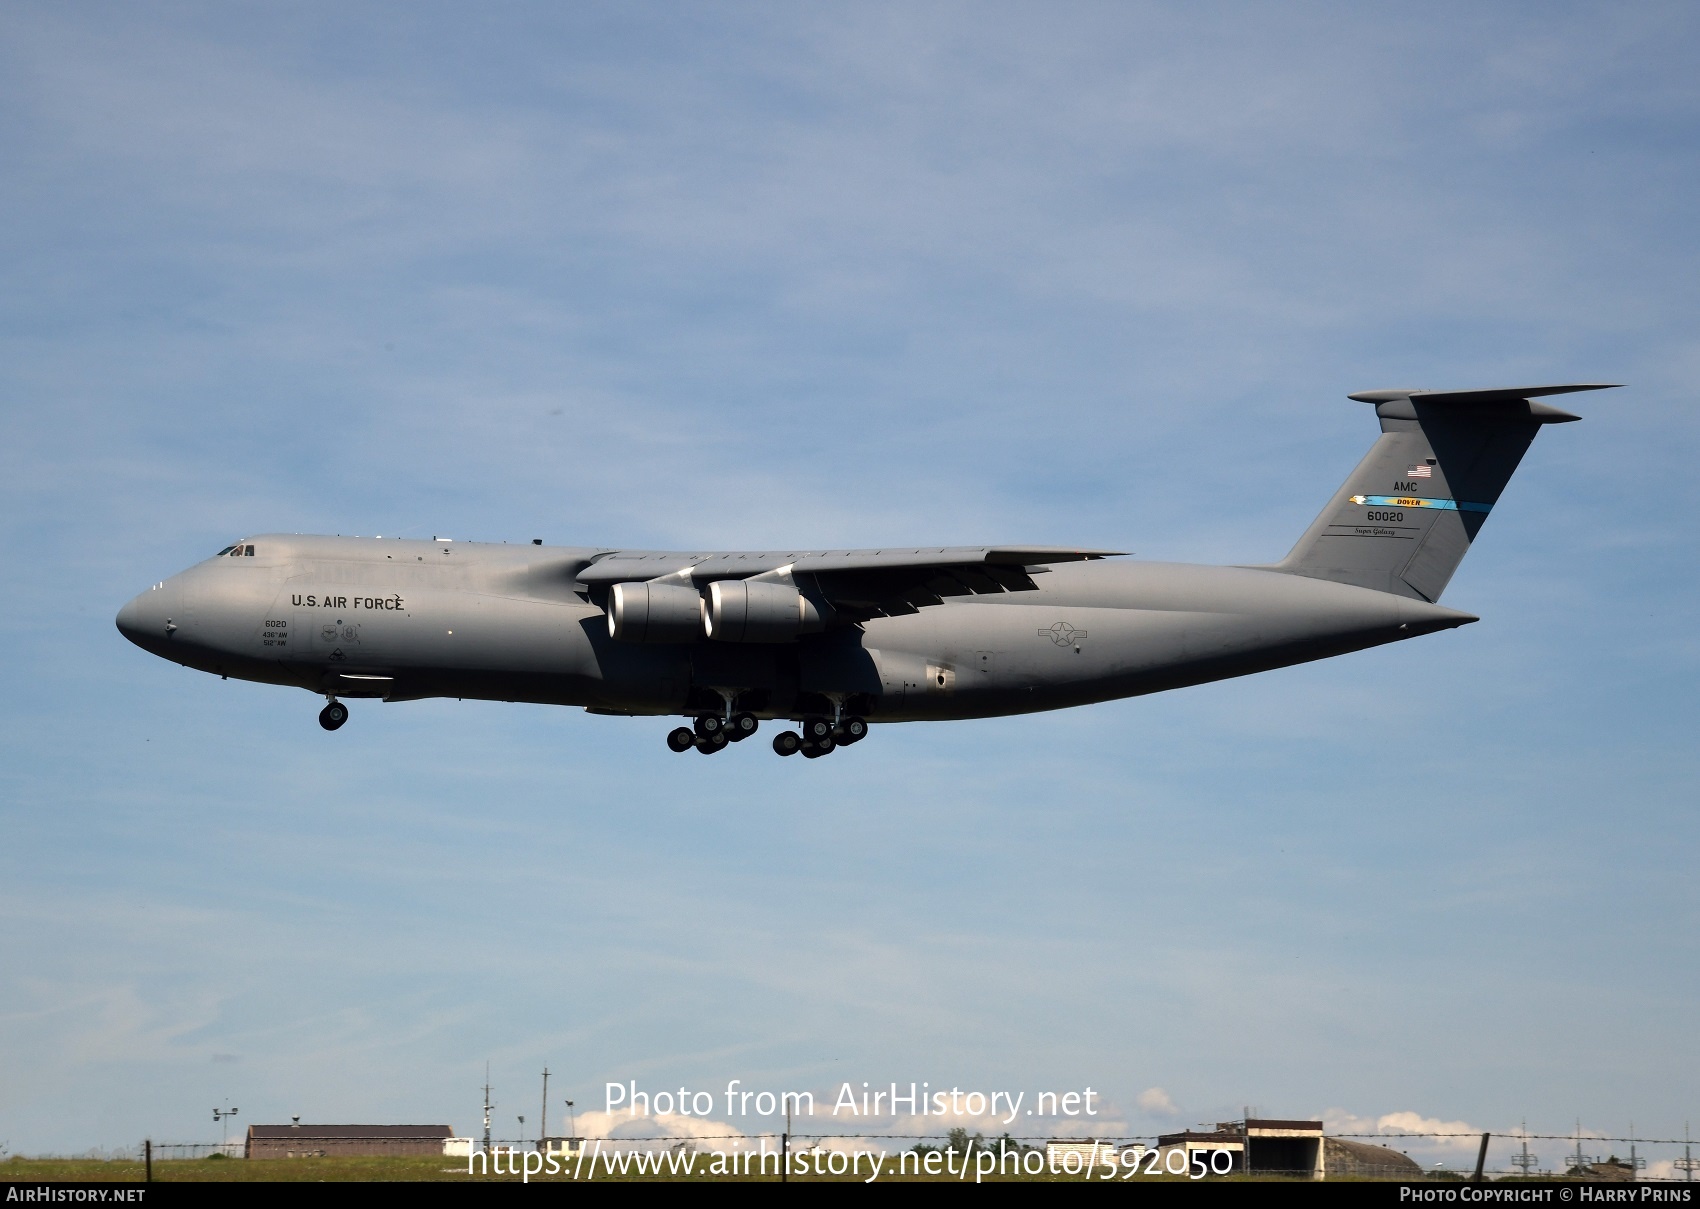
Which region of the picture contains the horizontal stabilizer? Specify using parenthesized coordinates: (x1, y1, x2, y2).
(1347, 383, 1620, 424)
(1348, 383, 1620, 404)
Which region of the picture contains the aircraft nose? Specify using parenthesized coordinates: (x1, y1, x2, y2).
(116, 581, 179, 651)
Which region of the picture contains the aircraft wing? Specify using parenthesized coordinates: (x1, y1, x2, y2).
(576, 545, 1124, 619)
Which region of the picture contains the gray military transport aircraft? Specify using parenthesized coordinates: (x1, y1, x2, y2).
(117, 383, 1614, 758)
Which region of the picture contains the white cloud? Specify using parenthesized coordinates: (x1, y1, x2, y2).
(1374, 1112, 1485, 1155)
(1322, 1108, 1484, 1156)
(1137, 1087, 1178, 1116)
(574, 1110, 745, 1145)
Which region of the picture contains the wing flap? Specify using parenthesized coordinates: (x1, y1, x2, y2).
(575, 545, 1121, 585)
(574, 544, 1123, 621)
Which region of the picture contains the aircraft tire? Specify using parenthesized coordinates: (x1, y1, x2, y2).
(772, 731, 802, 756)
(727, 712, 759, 741)
(802, 716, 833, 742)
(319, 702, 348, 731)
(801, 735, 836, 758)
(666, 726, 696, 753)
(694, 733, 728, 755)
(836, 716, 867, 744)
(694, 714, 724, 739)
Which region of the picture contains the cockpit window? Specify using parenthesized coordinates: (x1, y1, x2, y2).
(216, 546, 236, 556)
(217, 543, 256, 558)
(244, 545, 255, 556)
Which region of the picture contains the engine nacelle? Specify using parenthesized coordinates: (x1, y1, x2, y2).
(704, 580, 828, 643)
(607, 581, 703, 643)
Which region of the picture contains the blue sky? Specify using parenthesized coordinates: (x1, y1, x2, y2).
(2, 1, 1696, 1172)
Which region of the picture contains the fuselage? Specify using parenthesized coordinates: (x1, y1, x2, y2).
(116, 534, 1475, 725)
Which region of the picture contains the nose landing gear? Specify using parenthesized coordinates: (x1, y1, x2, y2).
(319, 700, 348, 731)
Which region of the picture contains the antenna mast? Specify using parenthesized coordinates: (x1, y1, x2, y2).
(1509, 1122, 1538, 1177)
(1676, 1123, 1698, 1183)
(482, 1064, 494, 1156)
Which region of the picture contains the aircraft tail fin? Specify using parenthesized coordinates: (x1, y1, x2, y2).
(1267, 384, 1617, 602)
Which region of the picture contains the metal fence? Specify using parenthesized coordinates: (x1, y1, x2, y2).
(15, 1128, 1697, 1181)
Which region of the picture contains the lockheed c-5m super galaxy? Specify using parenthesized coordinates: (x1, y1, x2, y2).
(117, 384, 1614, 758)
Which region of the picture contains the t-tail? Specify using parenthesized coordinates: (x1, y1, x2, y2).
(1270, 383, 1619, 602)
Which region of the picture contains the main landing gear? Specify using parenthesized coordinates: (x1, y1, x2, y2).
(664, 712, 869, 757)
(772, 715, 867, 759)
(666, 711, 760, 755)
(319, 700, 348, 731)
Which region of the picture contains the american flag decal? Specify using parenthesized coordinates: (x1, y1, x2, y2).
(1407, 463, 1433, 478)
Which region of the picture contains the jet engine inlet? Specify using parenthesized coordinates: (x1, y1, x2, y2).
(704, 580, 827, 643)
(608, 582, 703, 643)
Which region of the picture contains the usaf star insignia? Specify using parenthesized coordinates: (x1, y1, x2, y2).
(1039, 621, 1086, 646)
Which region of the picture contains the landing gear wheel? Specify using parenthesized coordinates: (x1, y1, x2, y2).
(836, 716, 867, 744)
(802, 735, 836, 758)
(667, 726, 696, 753)
(319, 701, 348, 731)
(727, 713, 759, 742)
(802, 716, 834, 742)
(694, 733, 729, 755)
(694, 714, 724, 739)
(772, 730, 802, 757)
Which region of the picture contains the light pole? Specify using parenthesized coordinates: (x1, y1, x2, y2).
(565, 1100, 576, 1142)
(213, 1104, 239, 1153)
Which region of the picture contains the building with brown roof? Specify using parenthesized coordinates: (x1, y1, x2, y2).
(246, 1124, 453, 1159)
